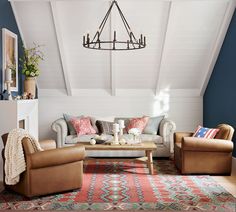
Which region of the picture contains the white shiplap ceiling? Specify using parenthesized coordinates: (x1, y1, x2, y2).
(9, 0, 236, 96)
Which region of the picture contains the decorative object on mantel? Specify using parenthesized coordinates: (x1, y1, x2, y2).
(0, 90, 10, 100)
(83, 0, 146, 51)
(5, 68, 13, 100)
(2, 28, 18, 92)
(21, 43, 44, 98)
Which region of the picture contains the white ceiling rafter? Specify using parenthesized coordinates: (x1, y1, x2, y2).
(50, 1, 72, 96)
(9, 0, 235, 97)
(155, 1, 172, 96)
(199, 0, 236, 96)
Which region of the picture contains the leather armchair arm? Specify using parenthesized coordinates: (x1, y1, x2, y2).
(159, 119, 176, 153)
(51, 118, 68, 148)
(174, 132, 194, 143)
(182, 137, 233, 152)
(28, 145, 85, 169)
(39, 139, 56, 150)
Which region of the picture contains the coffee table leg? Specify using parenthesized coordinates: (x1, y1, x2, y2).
(146, 150, 154, 175)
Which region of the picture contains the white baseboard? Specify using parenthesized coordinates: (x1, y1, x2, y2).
(232, 157, 236, 175)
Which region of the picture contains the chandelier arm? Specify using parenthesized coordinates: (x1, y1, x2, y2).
(91, 1, 115, 43)
(114, 1, 138, 48)
(98, 1, 115, 35)
(114, 1, 138, 42)
(118, 11, 136, 48)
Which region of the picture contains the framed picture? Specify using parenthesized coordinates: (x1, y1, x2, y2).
(2, 28, 18, 92)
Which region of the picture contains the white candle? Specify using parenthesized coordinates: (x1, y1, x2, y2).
(5, 68, 12, 82)
(118, 120, 125, 128)
(113, 123, 119, 133)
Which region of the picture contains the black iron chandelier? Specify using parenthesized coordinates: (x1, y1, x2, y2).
(83, 0, 146, 51)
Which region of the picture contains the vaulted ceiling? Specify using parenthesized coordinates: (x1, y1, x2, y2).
(10, 0, 236, 96)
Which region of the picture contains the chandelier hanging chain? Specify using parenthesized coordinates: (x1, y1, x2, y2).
(83, 0, 146, 51)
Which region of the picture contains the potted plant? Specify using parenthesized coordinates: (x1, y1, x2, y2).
(21, 44, 44, 98)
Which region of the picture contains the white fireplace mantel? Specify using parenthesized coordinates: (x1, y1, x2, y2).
(0, 99, 38, 181)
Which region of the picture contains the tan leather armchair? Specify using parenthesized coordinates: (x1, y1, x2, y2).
(174, 124, 234, 175)
(2, 134, 85, 197)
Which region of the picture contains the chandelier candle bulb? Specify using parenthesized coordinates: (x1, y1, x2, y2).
(129, 32, 132, 41)
(144, 36, 146, 46)
(141, 34, 143, 44)
(114, 31, 116, 41)
(83, 36, 85, 45)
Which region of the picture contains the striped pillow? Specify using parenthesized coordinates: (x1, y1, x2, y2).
(193, 125, 219, 139)
(96, 120, 114, 135)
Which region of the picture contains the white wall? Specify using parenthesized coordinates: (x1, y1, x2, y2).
(38, 89, 203, 140)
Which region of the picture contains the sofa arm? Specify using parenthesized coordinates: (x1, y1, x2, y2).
(174, 132, 194, 144)
(159, 118, 176, 153)
(182, 137, 233, 152)
(28, 146, 85, 169)
(51, 118, 68, 148)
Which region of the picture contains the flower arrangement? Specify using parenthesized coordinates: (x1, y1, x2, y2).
(21, 43, 44, 78)
(127, 128, 141, 144)
(128, 128, 141, 136)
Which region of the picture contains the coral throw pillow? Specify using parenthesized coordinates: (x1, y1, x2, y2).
(126, 117, 149, 133)
(71, 117, 96, 136)
(193, 125, 219, 139)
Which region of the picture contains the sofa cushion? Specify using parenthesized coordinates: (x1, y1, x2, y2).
(71, 117, 97, 135)
(193, 125, 219, 139)
(114, 118, 131, 133)
(96, 120, 114, 135)
(143, 115, 164, 135)
(65, 134, 163, 145)
(65, 134, 114, 144)
(63, 114, 83, 135)
(126, 117, 149, 133)
(89, 117, 99, 133)
(121, 134, 163, 144)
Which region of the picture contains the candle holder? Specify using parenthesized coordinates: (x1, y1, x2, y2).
(118, 120, 125, 139)
(5, 81, 12, 100)
(112, 123, 120, 145)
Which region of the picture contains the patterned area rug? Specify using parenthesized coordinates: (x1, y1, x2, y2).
(0, 159, 235, 211)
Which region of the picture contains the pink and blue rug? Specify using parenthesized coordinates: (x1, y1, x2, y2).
(0, 160, 235, 211)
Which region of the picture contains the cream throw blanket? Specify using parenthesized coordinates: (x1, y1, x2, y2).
(4, 128, 43, 185)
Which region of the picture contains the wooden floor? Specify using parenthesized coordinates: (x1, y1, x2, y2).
(212, 171, 236, 197)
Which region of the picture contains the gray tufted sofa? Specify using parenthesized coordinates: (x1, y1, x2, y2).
(51, 117, 176, 157)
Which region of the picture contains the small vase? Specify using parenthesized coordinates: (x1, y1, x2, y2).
(24, 77, 36, 98)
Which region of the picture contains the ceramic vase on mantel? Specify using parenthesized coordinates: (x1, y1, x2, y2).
(24, 77, 36, 98)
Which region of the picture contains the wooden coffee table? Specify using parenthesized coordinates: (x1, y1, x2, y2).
(78, 141, 157, 175)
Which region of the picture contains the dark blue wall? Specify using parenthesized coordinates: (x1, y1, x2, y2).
(204, 10, 236, 157)
(0, 0, 23, 95)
